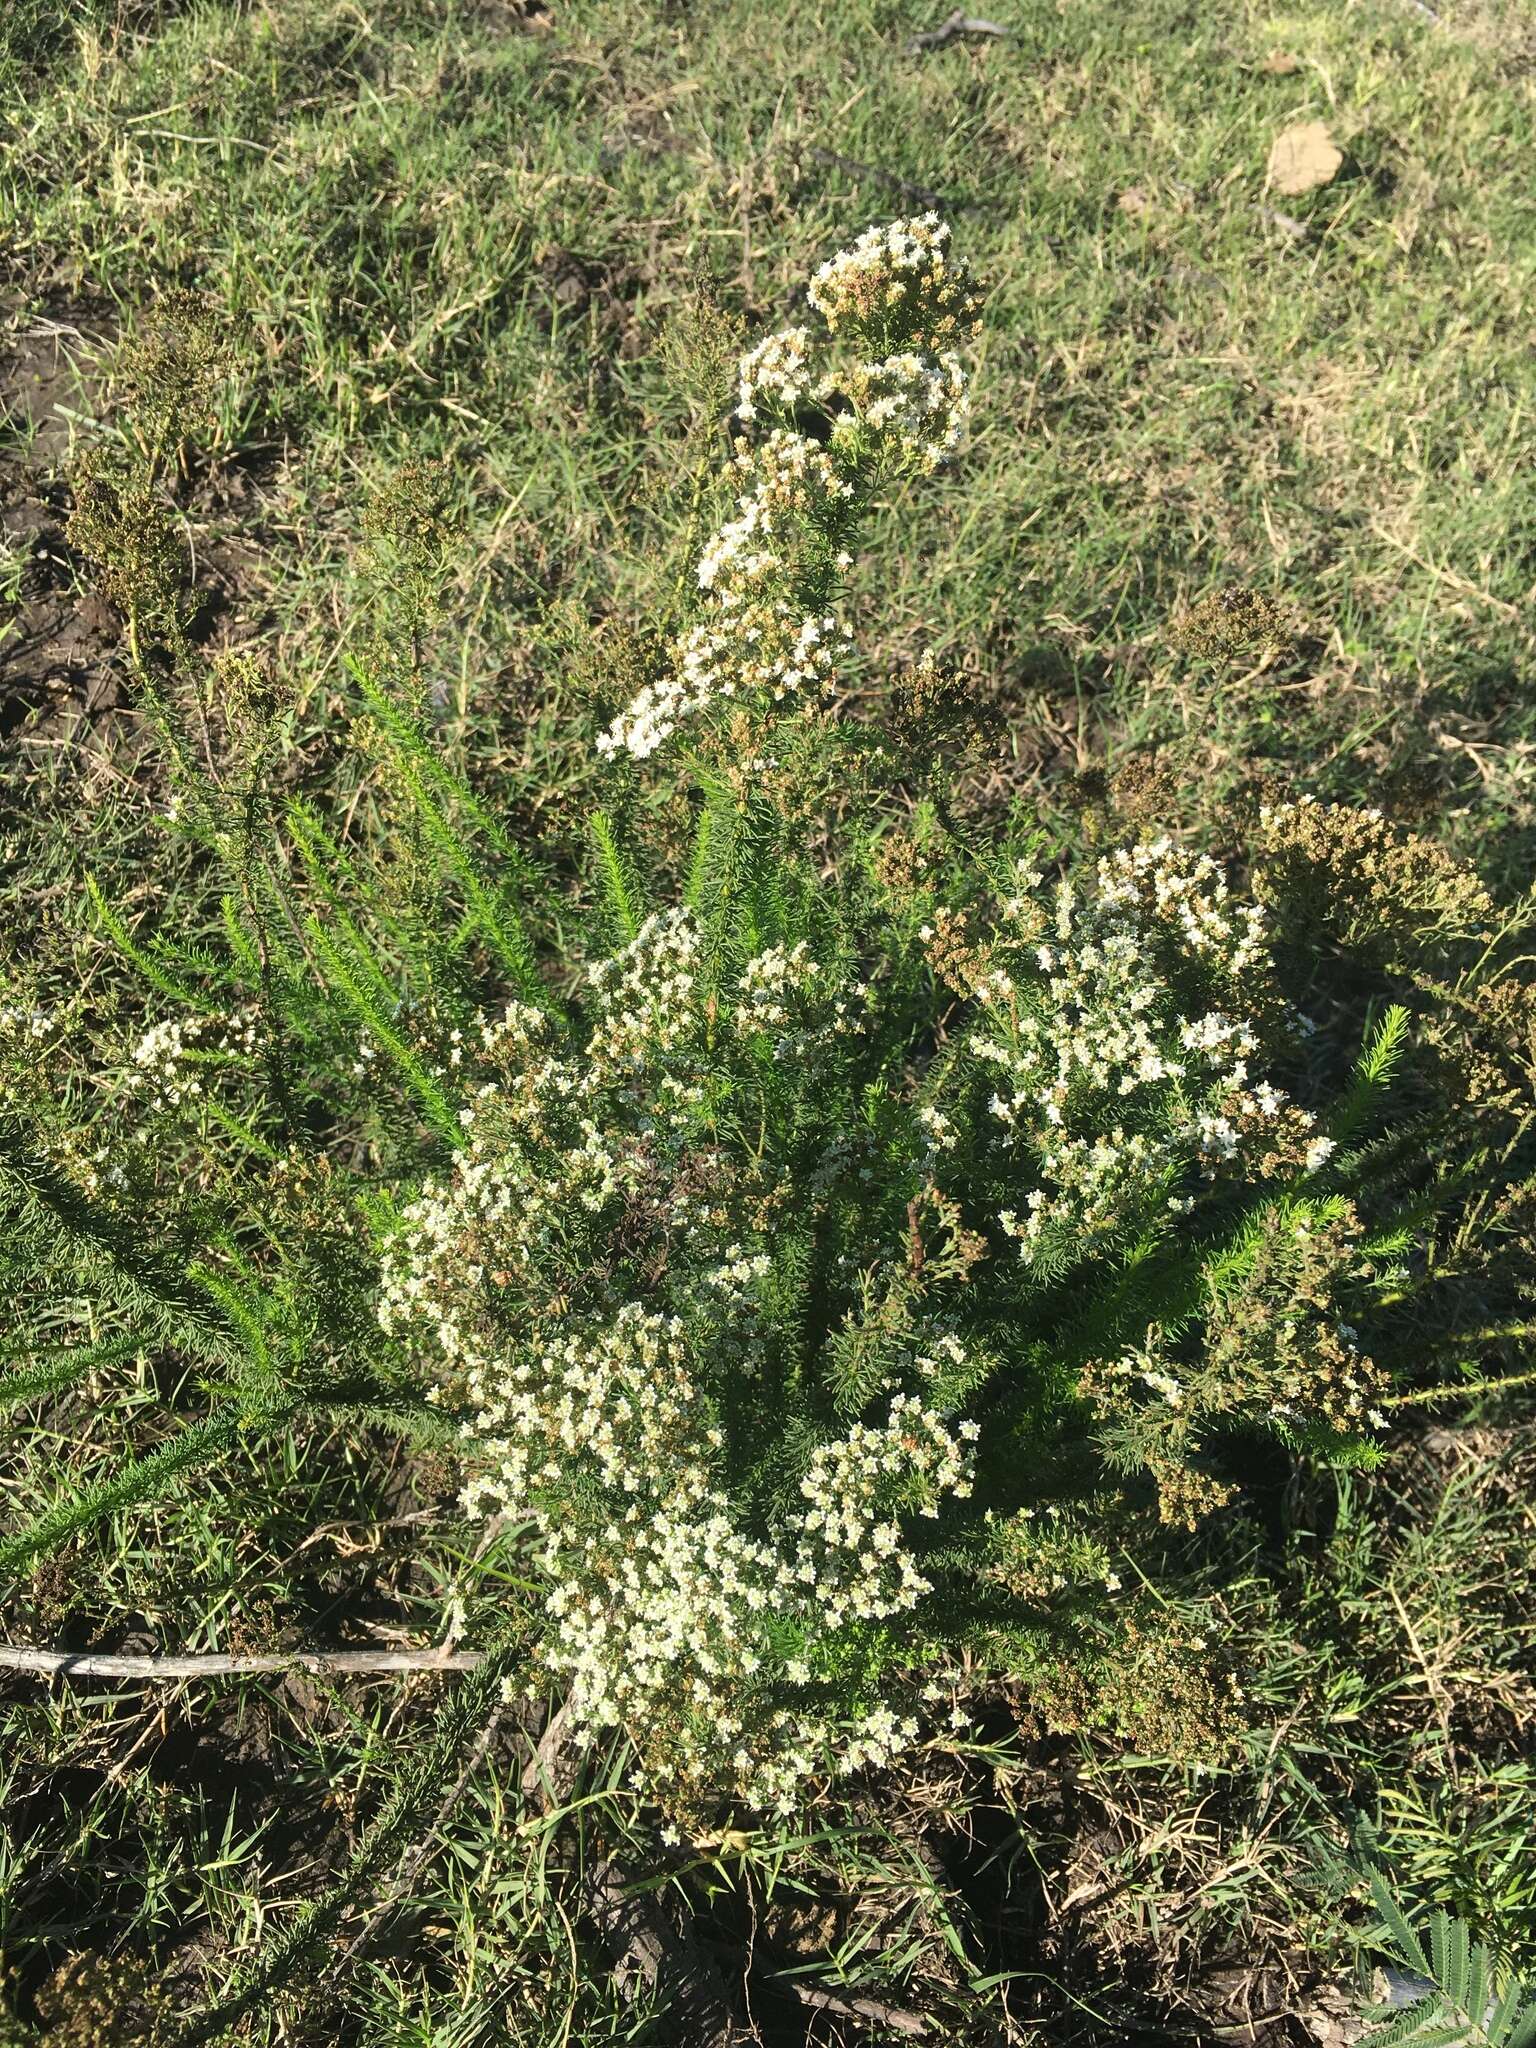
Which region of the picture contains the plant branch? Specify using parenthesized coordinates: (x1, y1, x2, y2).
(0, 1644, 485, 1680)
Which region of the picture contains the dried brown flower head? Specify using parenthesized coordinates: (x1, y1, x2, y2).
(117, 286, 231, 465)
(66, 453, 188, 633)
(1170, 584, 1293, 661)
(1254, 797, 1494, 965)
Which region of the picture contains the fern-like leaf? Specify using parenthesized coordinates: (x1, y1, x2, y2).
(0, 1403, 284, 1581)
(1369, 1871, 1431, 1979)
(590, 809, 647, 945)
(1361, 1873, 1533, 2048)
(1330, 1004, 1412, 1150)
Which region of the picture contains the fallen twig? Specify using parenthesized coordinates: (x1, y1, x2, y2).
(908, 9, 1010, 51)
(177, 1630, 525, 2048)
(584, 1855, 745, 2046)
(0, 1644, 485, 1680)
(520, 1695, 576, 1802)
(514, 1703, 743, 2040)
(780, 1981, 930, 2037)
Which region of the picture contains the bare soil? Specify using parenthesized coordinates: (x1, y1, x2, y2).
(0, 303, 123, 741)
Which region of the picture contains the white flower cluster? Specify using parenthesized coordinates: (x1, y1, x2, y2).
(394, 1276, 975, 1814)
(1096, 841, 1270, 976)
(513, 1361, 973, 1814)
(585, 908, 705, 1076)
(125, 1006, 259, 1121)
(0, 1002, 50, 1042)
(698, 431, 854, 597)
(597, 217, 979, 760)
(380, 911, 869, 1360)
(787, 1395, 977, 1628)
(805, 214, 981, 347)
(732, 937, 839, 1058)
(839, 348, 971, 472)
(596, 604, 854, 762)
(707, 1244, 772, 1302)
(131, 1018, 202, 1109)
(380, 1062, 641, 1351)
(378, 915, 979, 1810)
(917, 1103, 960, 1153)
(735, 325, 813, 422)
(968, 842, 1332, 1257)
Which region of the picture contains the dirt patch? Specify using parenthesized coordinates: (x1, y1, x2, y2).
(2, 300, 277, 758)
(1, 301, 122, 740)
(1, 490, 126, 740)
(0, 305, 109, 466)
(533, 245, 654, 358)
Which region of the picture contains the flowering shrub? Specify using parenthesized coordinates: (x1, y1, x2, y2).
(368, 790, 1426, 1807)
(946, 842, 1334, 1254)
(374, 911, 991, 1810)
(6, 218, 1534, 1840)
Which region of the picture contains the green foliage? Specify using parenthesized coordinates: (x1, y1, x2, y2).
(1364, 1873, 1536, 2048)
(1332, 1005, 1414, 1151)
(589, 809, 647, 946)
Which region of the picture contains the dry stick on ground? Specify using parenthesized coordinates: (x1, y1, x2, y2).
(580, 1855, 746, 2048)
(330, 1510, 517, 1960)
(907, 9, 1010, 52)
(0, 1644, 485, 1679)
(1254, 205, 1309, 239)
(176, 1630, 526, 2048)
(334, 1698, 518, 1964)
(780, 1983, 930, 2039)
(2, 1515, 510, 1677)
(519, 1695, 576, 1802)
(335, 1699, 579, 1970)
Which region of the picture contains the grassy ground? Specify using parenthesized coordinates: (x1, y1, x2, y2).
(6, 0, 1535, 862)
(3, 0, 1536, 2041)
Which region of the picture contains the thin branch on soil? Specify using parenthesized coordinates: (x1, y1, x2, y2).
(583, 1854, 746, 2047)
(0, 1644, 485, 1679)
(779, 1981, 930, 2037)
(520, 1694, 577, 1802)
(516, 1701, 745, 2042)
(803, 146, 968, 215)
(337, 1698, 513, 1962)
(907, 10, 1011, 51)
(1253, 205, 1309, 239)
